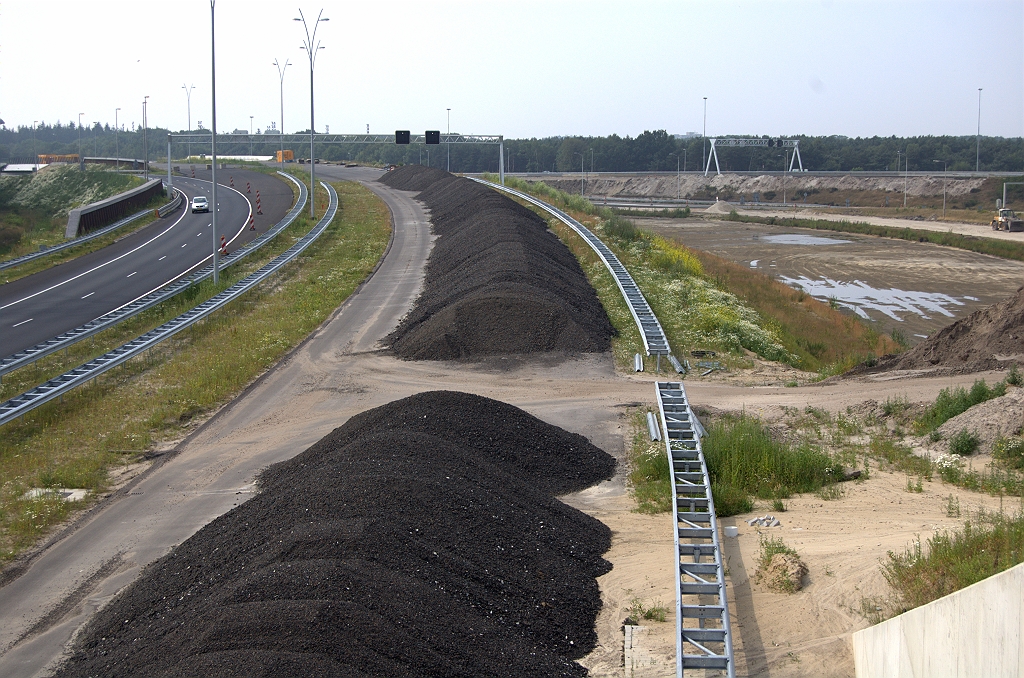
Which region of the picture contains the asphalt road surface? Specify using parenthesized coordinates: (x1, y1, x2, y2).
(0, 166, 433, 677)
(0, 169, 292, 358)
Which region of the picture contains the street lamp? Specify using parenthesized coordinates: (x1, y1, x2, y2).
(249, 115, 254, 156)
(114, 108, 120, 173)
(933, 159, 947, 218)
(32, 121, 38, 171)
(210, 0, 220, 284)
(446, 107, 451, 173)
(702, 97, 708, 173)
(668, 152, 680, 199)
(142, 95, 150, 180)
(296, 7, 329, 219)
(273, 58, 290, 166)
(976, 88, 982, 173)
(182, 83, 194, 160)
(93, 121, 100, 157)
(78, 112, 84, 169)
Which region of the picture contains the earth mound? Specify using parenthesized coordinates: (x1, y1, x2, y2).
(379, 166, 613, 360)
(56, 391, 615, 678)
(874, 285, 1024, 373)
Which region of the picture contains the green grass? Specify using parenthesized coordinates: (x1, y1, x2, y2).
(702, 414, 844, 516)
(882, 509, 1024, 615)
(626, 410, 672, 514)
(914, 379, 1007, 434)
(725, 211, 1024, 263)
(0, 178, 391, 564)
(948, 429, 981, 456)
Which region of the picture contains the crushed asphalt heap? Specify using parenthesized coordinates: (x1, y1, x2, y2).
(872, 285, 1024, 374)
(56, 391, 616, 677)
(378, 166, 614, 360)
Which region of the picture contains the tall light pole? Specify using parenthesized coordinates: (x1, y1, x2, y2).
(249, 115, 254, 156)
(273, 58, 290, 166)
(934, 159, 947, 218)
(976, 87, 982, 172)
(446, 107, 451, 173)
(702, 97, 708, 173)
(182, 84, 194, 160)
(93, 121, 100, 157)
(32, 121, 38, 171)
(114, 108, 120, 173)
(142, 95, 149, 180)
(210, 0, 220, 284)
(296, 8, 328, 219)
(78, 112, 84, 169)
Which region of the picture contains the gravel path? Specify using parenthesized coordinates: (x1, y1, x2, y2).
(55, 392, 615, 677)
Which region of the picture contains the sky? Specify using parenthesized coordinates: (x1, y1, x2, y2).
(1, 0, 1021, 140)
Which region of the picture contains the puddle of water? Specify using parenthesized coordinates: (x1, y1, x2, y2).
(779, 276, 966, 322)
(761, 234, 852, 246)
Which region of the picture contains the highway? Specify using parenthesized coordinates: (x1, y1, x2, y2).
(0, 170, 291, 358)
(0, 166, 434, 676)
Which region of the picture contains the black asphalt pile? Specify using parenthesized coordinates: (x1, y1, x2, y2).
(57, 391, 615, 678)
(379, 166, 613, 360)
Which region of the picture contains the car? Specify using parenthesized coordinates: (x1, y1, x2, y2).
(191, 196, 209, 213)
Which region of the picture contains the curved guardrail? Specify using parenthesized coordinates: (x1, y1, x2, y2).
(0, 188, 183, 272)
(656, 381, 734, 678)
(471, 177, 670, 358)
(0, 172, 306, 379)
(0, 181, 336, 427)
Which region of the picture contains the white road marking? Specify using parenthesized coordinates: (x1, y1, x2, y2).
(81, 292, 95, 299)
(158, 256, 167, 261)
(13, 318, 33, 327)
(181, 244, 187, 248)
(126, 271, 137, 278)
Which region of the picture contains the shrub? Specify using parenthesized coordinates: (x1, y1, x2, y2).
(993, 436, 1024, 469)
(916, 379, 1006, 433)
(948, 429, 981, 456)
(1007, 364, 1022, 387)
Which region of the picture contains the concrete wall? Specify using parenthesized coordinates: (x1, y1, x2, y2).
(853, 562, 1023, 678)
(65, 178, 162, 238)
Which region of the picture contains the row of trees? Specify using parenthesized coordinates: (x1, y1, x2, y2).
(2, 122, 1021, 173)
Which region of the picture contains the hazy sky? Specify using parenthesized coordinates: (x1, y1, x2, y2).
(1, 0, 1021, 140)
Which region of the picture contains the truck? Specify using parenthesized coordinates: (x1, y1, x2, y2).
(991, 208, 1024, 232)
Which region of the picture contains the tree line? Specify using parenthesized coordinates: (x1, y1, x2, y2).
(2, 122, 1021, 173)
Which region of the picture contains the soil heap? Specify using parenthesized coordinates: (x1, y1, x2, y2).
(379, 166, 614, 360)
(876, 285, 1024, 373)
(56, 391, 616, 678)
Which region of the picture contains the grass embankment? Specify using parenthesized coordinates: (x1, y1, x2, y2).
(486, 174, 895, 375)
(725, 211, 1024, 263)
(0, 179, 391, 564)
(881, 509, 1024, 615)
(0, 166, 144, 261)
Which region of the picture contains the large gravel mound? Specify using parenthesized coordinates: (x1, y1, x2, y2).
(875, 285, 1024, 373)
(56, 391, 615, 678)
(379, 166, 613, 360)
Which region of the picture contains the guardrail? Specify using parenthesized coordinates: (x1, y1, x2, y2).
(471, 177, 672, 362)
(0, 188, 182, 273)
(0, 172, 306, 379)
(656, 381, 734, 677)
(0, 180, 335, 427)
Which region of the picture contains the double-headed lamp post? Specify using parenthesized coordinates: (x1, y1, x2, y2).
(933, 159, 948, 218)
(78, 112, 84, 168)
(273, 58, 290, 166)
(296, 8, 328, 219)
(182, 84, 194, 160)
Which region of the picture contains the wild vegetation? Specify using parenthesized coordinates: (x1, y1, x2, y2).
(0, 179, 390, 565)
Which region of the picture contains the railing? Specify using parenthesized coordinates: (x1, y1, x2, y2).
(0, 172, 306, 379)
(656, 381, 734, 677)
(0, 181, 335, 427)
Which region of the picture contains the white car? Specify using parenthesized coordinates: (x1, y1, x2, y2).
(191, 196, 209, 213)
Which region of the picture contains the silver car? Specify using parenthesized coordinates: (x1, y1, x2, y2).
(191, 196, 209, 213)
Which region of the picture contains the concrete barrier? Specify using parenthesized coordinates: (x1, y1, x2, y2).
(853, 562, 1023, 677)
(65, 178, 163, 238)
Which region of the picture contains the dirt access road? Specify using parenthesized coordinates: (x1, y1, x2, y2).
(0, 166, 1012, 677)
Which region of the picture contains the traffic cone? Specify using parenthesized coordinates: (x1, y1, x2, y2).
(230, 176, 234, 187)
(219, 235, 227, 255)
(246, 181, 251, 194)
(249, 214, 255, 231)
(191, 166, 195, 178)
